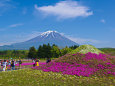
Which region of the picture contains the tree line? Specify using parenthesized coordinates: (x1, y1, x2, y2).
(28, 43, 79, 59)
(0, 50, 28, 59)
(0, 44, 79, 59)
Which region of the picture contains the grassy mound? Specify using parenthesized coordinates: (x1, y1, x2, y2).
(70, 45, 104, 54)
(33, 52, 115, 77)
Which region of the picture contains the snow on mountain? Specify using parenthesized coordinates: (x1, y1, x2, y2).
(40, 31, 57, 38)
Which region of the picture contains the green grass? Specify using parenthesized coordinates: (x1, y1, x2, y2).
(70, 45, 104, 54)
(0, 69, 114, 86)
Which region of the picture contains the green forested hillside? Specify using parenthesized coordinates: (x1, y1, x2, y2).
(99, 48, 115, 56)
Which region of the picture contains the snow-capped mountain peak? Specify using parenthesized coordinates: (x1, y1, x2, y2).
(40, 30, 57, 38)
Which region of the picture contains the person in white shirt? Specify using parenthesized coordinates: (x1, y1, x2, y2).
(2, 60, 7, 71)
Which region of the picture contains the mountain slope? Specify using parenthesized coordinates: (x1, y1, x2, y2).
(0, 31, 79, 50)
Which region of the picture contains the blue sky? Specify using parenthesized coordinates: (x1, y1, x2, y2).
(0, 0, 115, 48)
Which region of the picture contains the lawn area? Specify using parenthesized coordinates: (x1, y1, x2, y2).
(0, 69, 114, 86)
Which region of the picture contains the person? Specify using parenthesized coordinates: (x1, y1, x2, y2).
(0, 60, 1, 68)
(11, 60, 15, 70)
(5, 60, 8, 71)
(14, 59, 16, 70)
(8, 60, 11, 69)
(36, 59, 39, 67)
(46, 58, 51, 63)
(33, 59, 35, 67)
(1, 60, 3, 69)
(19, 58, 22, 69)
(2, 60, 7, 71)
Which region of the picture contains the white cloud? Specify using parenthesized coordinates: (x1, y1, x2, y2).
(9, 23, 23, 28)
(0, 42, 14, 46)
(0, 0, 11, 7)
(100, 19, 106, 23)
(35, 0, 93, 19)
(0, 23, 24, 32)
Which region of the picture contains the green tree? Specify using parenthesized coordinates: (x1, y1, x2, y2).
(37, 45, 44, 58)
(28, 46, 37, 59)
(61, 46, 72, 56)
(46, 43, 52, 58)
(51, 46, 61, 58)
(37, 43, 52, 59)
(69, 45, 79, 50)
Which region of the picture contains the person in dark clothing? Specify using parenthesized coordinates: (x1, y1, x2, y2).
(18, 57, 22, 69)
(46, 58, 51, 63)
(11, 60, 15, 70)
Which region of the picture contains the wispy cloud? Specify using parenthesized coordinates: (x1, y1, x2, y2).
(35, 0, 93, 19)
(68, 37, 101, 44)
(9, 23, 23, 28)
(0, 23, 24, 32)
(100, 19, 106, 23)
(59, 32, 101, 44)
(0, 42, 14, 46)
(0, 0, 14, 15)
(22, 7, 27, 15)
(0, 31, 42, 46)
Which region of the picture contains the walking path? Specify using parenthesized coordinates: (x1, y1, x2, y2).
(0, 62, 46, 72)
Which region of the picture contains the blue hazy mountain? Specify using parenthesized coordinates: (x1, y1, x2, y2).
(0, 31, 79, 50)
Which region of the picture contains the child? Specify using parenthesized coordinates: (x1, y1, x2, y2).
(33, 59, 35, 67)
(2, 60, 7, 71)
(36, 59, 39, 66)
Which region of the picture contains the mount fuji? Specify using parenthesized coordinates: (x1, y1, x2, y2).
(0, 31, 79, 50)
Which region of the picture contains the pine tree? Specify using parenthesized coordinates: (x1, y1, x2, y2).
(28, 46, 37, 59)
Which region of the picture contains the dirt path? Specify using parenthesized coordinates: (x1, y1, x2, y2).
(0, 62, 46, 72)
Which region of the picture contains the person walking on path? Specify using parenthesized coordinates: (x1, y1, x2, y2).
(0, 60, 3, 69)
(0, 60, 1, 68)
(11, 60, 15, 70)
(18, 57, 22, 69)
(8, 60, 11, 69)
(46, 58, 51, 63)
(33, 59, 36, 67)
(36, 59, 39, 67)
(5, 60, 9, 71)
(2, 60, 7, 71)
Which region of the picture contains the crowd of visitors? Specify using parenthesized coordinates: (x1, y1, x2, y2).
(0, 58, 22, 71)
(0, 57, 52, 71)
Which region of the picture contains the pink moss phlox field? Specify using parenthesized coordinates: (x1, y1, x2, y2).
(32, 52, 115, 77)
(83, 52, 108, 61)
(32, 62, 98, 77)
